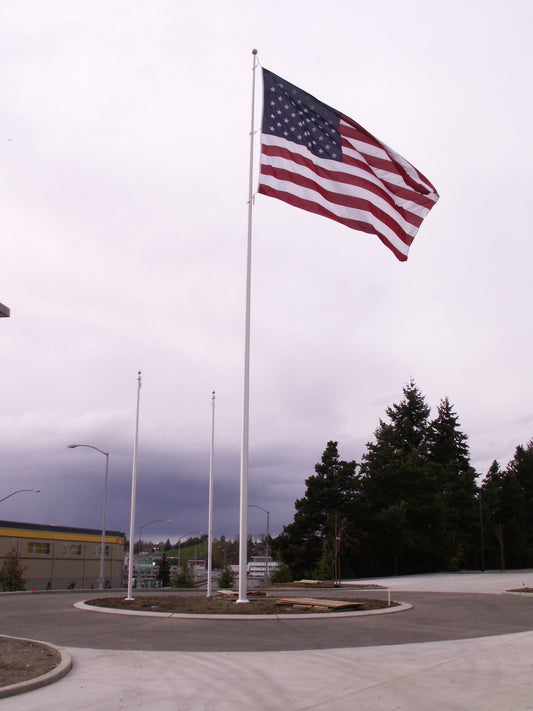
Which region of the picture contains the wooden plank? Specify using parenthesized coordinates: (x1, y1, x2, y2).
(275, 597, 363, 610)
(295, 579, 323, 585)
(216, 589, 266, 598)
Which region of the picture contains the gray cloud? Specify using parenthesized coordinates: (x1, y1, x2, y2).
(1, 1, 533, 544)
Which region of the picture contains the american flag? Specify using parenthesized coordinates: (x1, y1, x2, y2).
(258, 68, 439, 262)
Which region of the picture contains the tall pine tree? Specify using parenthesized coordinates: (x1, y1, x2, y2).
(427, 397, 478, 569)
(359, 381, 445, 575)
(480, 460, 507, 569)
(506, 439, 533, 564)
(275, 441, 360, 580)
(482, 440, 533, 569)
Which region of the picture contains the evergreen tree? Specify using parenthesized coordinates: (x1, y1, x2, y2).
(427, 397, 478, 570)
(0, 549, 25, 591)
(480, 460, 506, 569)
(427, 397, 470, 468)
(482, 440, 533, 569)
(383, 379, 431, 452)
(506, 439, 533, 564)
(275, 441, 360, 579)
(171, 565, 194, 588)
(156, 551, 171, 586)
(218, 566, 234, 589)
(269, 562, 293, 584)
(359, 382, 444, 575)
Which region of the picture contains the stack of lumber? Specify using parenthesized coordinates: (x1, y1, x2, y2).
(275, 597, 363, 611)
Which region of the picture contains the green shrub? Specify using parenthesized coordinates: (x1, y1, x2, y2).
(218, 566, 234, 589)
(269, 563, 293, 584)
(0, 549, 25, 591)
(171, 566, 194, 588)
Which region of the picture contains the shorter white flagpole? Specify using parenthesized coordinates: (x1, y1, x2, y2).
(126, 371, 142, 600)
(207, 390, 215, 597)
(237, 49, 258, 604)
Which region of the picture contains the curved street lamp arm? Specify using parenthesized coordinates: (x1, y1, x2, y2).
(248, 503, 269, 515)
(0, 489, 40, 504)
(68, 444, 109, 457)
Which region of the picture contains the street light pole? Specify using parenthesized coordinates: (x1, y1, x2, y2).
(68, 444, 109, 590)
(0, 489, 40, 504)
(249, 504, 270, 584)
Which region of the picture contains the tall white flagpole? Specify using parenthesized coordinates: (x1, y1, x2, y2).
(126, 371, 142, 600)
(207, 390, 215, 597)
(237, 49, 258, 603)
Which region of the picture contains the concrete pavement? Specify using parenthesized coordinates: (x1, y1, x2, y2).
(2, 571, 533, 710)
(352, 570, 533, 594)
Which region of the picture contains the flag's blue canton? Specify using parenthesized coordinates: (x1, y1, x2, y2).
(262, 69, 343, 162)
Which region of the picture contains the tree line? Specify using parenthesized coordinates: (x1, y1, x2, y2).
(273, 381, 533, 580)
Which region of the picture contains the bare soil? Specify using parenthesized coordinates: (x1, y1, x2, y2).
(0, 637, 60, 688)
(85, 592, 394, 615)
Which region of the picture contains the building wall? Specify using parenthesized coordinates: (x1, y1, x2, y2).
(0, 520, 125, 590)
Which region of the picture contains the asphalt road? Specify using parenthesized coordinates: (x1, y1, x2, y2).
(1, 589, 533, 652)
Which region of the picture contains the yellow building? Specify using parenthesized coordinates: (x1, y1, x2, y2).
(0, 519, 125, 590)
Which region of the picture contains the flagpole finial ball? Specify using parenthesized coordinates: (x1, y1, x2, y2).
(252, 48, 257, 55)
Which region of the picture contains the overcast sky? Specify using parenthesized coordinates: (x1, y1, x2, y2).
(1, 1, 532, 544)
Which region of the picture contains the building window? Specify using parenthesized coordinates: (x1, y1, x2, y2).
(27, 542, 50, 555)
(61, 544, 82, 556)
(91, 544, 110, 557)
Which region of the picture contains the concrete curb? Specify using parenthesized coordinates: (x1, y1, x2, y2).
(74, 599, 412, 619)
(0, 635, 72, 699)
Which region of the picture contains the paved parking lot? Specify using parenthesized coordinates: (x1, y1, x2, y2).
(2, 571, 533, 710)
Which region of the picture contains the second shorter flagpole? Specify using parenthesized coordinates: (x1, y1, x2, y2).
(207, 391, 215, 597)
(126, 371, 142, 600)
(237, 49, 258, 603)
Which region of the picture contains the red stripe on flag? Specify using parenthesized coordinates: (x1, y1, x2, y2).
(261, 143, 425, 228)
(259, 69, 439, 261)
(258, 183, 409, 262)
(260, 162, 416, 246)
(339, 122, 437, 200)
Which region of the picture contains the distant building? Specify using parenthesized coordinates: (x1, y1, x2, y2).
(248, 556, 279, 579)
(127, 555, 160, 588)
(0, 520, 125, 590)
(228, 557, 280, 579)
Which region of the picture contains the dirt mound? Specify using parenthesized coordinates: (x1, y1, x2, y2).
(85, 593, 394, 615)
